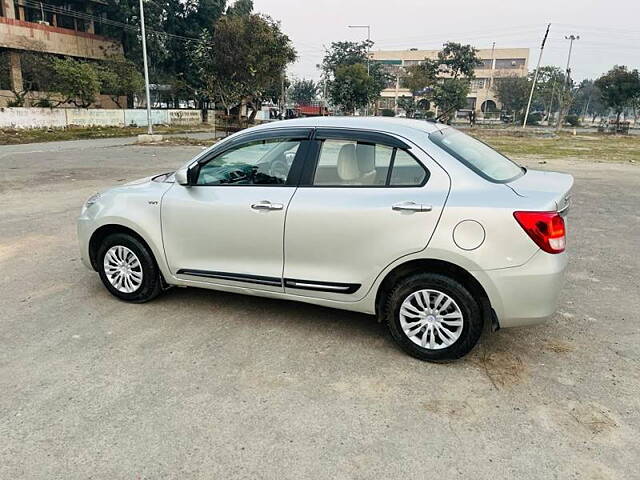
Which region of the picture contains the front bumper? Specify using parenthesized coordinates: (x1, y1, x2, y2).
(481, 250, 569, 328)
(77, 214, 94, 271)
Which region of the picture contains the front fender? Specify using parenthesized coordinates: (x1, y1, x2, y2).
(77, 180, 172, 279)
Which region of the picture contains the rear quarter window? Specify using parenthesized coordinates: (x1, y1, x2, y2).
(429, 128, 523, 183)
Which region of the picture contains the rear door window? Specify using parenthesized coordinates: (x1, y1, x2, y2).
(312, 139, 428, 187)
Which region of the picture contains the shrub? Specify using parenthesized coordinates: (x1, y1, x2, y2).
(526, 112, 543, 125)
(380, 108, 395, 117)
(33, 97, 54, 108)
(565, 114, 580, 127)
(424, 110, 435, 119)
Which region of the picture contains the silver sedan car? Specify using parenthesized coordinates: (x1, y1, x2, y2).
(78, 117, 573, 361)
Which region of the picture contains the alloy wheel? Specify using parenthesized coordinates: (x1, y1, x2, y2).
(103, 245, 143, 294)
(399, 289, 464, 350)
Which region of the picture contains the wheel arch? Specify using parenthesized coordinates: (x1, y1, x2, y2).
(89, 224, 156, 271)
(374, 258, 499, 330)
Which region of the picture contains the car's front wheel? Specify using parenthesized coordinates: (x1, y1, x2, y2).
(385, 273, 482, 361)
(97, 233, 162, 303)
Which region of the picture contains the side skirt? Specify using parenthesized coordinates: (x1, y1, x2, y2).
(176, 269, 360, 294)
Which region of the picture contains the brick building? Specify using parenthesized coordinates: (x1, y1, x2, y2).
(370, 47, 530, 116)
(0, 0, 123, 107)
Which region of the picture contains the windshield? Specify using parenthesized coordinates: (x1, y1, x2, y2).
(429, 128, 523, 183)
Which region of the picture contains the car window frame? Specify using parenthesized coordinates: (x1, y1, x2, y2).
(299, 129, 430, 189)
(190, 128, 313, 187)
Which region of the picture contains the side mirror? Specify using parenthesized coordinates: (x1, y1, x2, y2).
(175, 167, 190, 186)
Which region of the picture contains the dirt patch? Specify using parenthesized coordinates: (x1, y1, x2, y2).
(569, 404, 617, 435)
(472, 347, 528, 389)
(544, 340, 574, 353)
(140, 137, 219, 147)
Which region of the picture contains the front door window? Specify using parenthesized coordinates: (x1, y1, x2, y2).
(197, 139, 301, 186)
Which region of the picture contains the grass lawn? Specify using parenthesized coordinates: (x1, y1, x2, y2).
(469, 128, 640, 164)
(0, 125, 215, 145)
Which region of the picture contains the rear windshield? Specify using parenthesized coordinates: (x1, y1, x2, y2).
(429, 128, 523, 183)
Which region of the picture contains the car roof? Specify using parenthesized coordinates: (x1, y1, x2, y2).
(248, 116, 447, 138)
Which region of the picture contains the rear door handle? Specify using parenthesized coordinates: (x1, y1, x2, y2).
(251, 201, 284, 211)
(392, 202, 432, 212)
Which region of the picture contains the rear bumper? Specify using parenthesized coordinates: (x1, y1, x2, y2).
(481, 250, 568, 328)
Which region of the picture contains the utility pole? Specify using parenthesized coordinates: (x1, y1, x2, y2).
(484, 42, 495, 118)
(139, 0, 153, 135)
(556, 34, 579, 132)
(523, 23, 550, 128)
(281, 71, 286, 119)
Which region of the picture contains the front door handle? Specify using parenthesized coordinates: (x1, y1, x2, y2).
(251, 201, 284, 211)
(392, 202, 433, 213)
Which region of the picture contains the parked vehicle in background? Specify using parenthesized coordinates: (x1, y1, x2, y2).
(78, 117, 573, 361)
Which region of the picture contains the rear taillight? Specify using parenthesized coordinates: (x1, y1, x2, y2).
(513, 211, 566, 254)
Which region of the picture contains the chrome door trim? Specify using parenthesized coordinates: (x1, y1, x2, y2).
(175, 270, 361, 294)
(284, 278, 361, 294)
(176, 269, 282, 287)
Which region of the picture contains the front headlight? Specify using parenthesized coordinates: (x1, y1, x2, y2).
(85, 192, 101, 208)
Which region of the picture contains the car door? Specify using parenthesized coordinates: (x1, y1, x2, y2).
(162, 128, 312, 292)
(283, 128, 450, 301)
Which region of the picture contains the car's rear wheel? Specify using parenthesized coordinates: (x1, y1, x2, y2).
(97, 233, 162, 303)
(385, 273, 482, 361)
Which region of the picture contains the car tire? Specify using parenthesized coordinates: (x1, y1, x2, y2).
(97, 233, 162, 303)
(384, 273, 482, 361)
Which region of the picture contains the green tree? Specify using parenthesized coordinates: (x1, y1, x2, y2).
(97, 58, 145, 108)
(103, 0, 227, 107)
(322, 40, 371, 74)
(397, 96, 417, 118)
(289, 79, 319, 105)
(191, 13, 296, 120)
(570, 79, 604, 122)
(322, 40, 389, 114)
(494, 76, 532, 122)
(530, 66, 564, 117)
(329, 63, 380, 114)
(401, 62, 438, 96)
(0, 52, 52, 106)
(437, 42, 482, 79)
(226, 0, 253, 16)
(50, 58, 101, 108)
(427, 42, 481, 121)
(595, 65, 640, 126)
(432, 79, 471, 121)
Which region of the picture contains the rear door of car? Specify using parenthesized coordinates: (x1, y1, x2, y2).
(282, 128, 451, 301)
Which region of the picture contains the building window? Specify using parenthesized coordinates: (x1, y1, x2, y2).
(470, 78, 486, 91)
(495, 58, 526, 69)
(377, 97, 395, 110)
(0, 50, 12, 90)
(479, 59, 493, 70)
(465, 97, 476, 110)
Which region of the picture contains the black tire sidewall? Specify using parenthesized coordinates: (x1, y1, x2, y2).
(386, 273, 482, 361)
(97, 233, 161, 303)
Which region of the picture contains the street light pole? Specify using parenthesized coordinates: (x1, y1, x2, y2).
(139, 0, 153, 135)
(556, 34, 579, 132)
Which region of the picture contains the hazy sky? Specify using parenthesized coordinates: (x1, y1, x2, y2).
(253, 0, 640, 82)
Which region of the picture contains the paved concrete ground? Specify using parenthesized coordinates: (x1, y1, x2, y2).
(1, 137, 639, 479)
